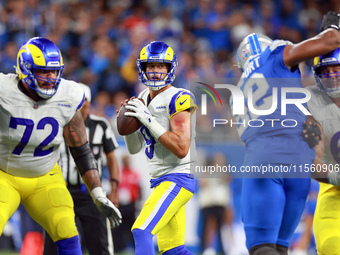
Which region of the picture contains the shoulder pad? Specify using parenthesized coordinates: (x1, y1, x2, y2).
(169, 90, 197, 117)
(306, 85, 331, 110)
(269, 40, 292, 52)
(59, 79, 85, 112)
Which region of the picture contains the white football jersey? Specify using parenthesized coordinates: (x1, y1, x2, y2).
(0, 73, 84, 177)
(138, 86, 197, 178)
(307, 86, 340, 166)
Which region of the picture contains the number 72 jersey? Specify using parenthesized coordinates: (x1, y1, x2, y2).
(0, 73, 84, 177)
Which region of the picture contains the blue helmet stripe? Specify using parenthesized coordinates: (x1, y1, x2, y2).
(248, 34, 262, 55)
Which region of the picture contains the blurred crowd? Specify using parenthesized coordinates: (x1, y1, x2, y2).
(1, 0, 338, 129)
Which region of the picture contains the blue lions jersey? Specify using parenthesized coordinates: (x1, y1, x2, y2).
(232, 40, 314, 165)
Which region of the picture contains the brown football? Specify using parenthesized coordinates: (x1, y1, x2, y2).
(117, 98, 144, 136)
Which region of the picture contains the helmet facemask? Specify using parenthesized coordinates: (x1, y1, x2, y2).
(19, 60, 64, 99)
(139, 62, 174, 91)
(313, 48, 340, 98)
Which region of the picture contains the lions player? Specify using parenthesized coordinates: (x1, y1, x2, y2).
(308, 46, 340, 254)
(0, 37, 121, 255)
(120, 41, 197, 255)
(233, 12, 340, 255)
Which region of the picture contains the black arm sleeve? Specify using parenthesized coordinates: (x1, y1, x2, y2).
(69, 142, 98, 176)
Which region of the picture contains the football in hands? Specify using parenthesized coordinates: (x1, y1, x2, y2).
(117, 98, 144, 135)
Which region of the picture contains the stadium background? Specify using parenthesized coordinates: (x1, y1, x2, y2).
(0, 0, 338, 254)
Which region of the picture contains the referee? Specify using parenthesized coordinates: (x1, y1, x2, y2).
(44, 83, 119, 255)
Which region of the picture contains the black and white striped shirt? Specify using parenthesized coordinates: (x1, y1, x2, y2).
(59, 114, 118, 187)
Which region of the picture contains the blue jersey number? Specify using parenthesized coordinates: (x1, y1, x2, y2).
(233, 73, 272, 136)
(9, 118, 34, 155)
(331, 132, 340, 163)
(140, 126, 155, 159)
(9, 117, 59, 156)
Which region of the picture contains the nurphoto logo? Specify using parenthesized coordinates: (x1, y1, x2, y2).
(195, 79, 312, 129)
(196, 82, 223, 115)
(198, 82, 311, 116)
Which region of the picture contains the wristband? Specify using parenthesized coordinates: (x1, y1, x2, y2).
(110, 178, 119, 186)
(325, 25, 340, 31)
(147, 118, 166, 139)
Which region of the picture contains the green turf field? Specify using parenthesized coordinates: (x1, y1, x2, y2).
(0, 251, 17, 255)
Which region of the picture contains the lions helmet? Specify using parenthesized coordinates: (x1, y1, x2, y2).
(136, 41, 177, 90)
(16, 37, 64, 99)
(237, 33, 272, 72)
(313, 48, 340, 98)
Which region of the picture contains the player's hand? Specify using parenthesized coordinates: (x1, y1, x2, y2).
(116, 97, 135, 114)
(303, 121, 321, 147)
(90, 187, 122, 228)
(124, 98, 166, 139)
(124, 98, 152, 127)
(320, 11, 340, 32)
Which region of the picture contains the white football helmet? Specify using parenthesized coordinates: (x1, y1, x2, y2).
(236, 33, 272, 72)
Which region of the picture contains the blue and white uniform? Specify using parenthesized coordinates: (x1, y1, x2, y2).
(233, 40, 314, 249)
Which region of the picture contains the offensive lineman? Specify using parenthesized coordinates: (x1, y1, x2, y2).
(308, 45, 340, 254)
(0, 37, 121, 255)
(119, 41, 197, 255)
